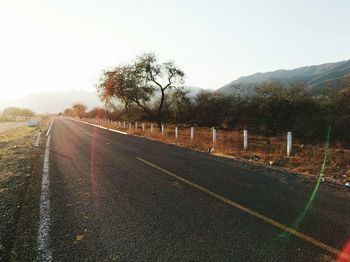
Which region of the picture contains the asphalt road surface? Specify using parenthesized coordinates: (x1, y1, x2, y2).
(18, 118, 350, 261)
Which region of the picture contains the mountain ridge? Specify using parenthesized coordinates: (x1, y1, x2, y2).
(219, 59, 350, 95)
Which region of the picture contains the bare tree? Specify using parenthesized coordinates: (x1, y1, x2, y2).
(97, 53, 185, 127)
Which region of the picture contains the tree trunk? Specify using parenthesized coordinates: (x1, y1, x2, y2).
(157, 90, 165, 129)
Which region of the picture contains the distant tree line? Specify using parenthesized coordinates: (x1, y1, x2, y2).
(63, 54, 350, 144)
(0, 107, 35, 121)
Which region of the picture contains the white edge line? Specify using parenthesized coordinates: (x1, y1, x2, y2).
(46, 120, 54, 137)
(34, 131, 42, 147)
(109, 128, 128, 135)
(37, 135, 52, 261)
(66, 118, 128, 135)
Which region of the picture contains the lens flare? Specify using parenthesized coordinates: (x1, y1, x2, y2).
(337, 239, 350, 262)
(275, 126, 331, 240)
(90, 127, 100, 208)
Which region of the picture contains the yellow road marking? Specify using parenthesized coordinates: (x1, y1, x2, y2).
(136, 156, 350, 261)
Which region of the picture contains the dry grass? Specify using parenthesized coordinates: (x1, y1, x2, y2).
(90, 119, 350, 184)
(0, 123, 42, 260)
(0, 127, 37, 144)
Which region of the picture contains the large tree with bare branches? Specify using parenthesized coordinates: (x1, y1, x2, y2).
(97, 53, 185, 127)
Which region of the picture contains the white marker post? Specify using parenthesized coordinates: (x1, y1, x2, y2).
(212, 127, 216, 144)
(135, 122, 138, 129)
(243, 130, 248, 150)
(161, 124, 164, 135)
(118, 121, 121, 127)
(142, 123, 145, 131)
(175, 127, 178, 139)
(287, 132, 292, 157)
(123, 121, 126, 128)
(190, 127, 194, 141)
(151, 124, 154, 133)
(128, 123, 131, 129)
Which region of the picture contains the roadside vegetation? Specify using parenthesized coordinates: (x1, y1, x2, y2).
(0, 107, 35, 122)
(62, 53, 350, 184)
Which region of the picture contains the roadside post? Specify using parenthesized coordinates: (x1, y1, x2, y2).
(151, 124, 154, 133)
(191, 127, 194, 141)
(161, 124, 164, 135)
(287, 132, 292, 156)
(142, 123, 145, 131)
(212, 127, 216, 144)
(135, 122, 138, 129)
(243, 130, 248, 150)
(175, 127, 178, 139)
(129, 123, 131, 129)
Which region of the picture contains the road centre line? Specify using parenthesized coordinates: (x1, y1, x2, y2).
(136, 156, 349, 261)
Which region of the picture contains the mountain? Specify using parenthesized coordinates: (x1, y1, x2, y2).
(219, 59, 350, 96)
(184, 86, 203, 97)
(0, 90, 103, 114)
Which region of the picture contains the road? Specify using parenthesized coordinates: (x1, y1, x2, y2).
(17, 118, 350, 261)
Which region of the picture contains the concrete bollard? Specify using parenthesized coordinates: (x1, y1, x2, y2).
(129, 123, 131, 129)
(243, 130, 248, 149)
(123, 121, 126, 128)
(287, 132, 292, 156)
(161, 124, 164, 135)
(191, 127, 194, 140)
(151, 124, 154, 133)
(212, 127, 216, 143)
(175, 127, 178, 139)
(142, 123, 145, 131)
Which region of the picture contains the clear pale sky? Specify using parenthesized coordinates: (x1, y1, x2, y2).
(1, 0, 350, 100)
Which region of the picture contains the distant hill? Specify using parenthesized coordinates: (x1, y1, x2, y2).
(184, 86, 203, 97)
(0, 90, 102, 114)
(219, 59, 350, 96)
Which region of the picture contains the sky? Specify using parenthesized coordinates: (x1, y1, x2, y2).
(0, 0, 350, 100)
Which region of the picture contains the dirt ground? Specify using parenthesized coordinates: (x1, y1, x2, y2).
(0, 125, 41, 260)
